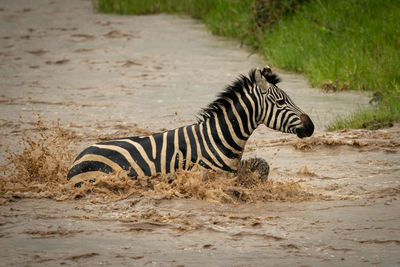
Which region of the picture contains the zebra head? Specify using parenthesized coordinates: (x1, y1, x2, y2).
(254, 66, 314, 138)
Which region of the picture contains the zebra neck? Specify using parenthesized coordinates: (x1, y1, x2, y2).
(200, 111, 256, 158)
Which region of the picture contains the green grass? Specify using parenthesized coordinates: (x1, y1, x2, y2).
(328, 86, 400, 130)
(95, 0, 256, 39)
(96, 0, 400, 130)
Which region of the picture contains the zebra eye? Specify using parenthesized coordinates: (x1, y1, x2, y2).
(276, 99, 286, 106)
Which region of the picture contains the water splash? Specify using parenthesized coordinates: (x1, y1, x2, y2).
(0, 119, 326, 203)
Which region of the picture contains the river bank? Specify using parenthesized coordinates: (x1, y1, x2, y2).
(96, 0, 400, 130)
(0, 0, 399, 265)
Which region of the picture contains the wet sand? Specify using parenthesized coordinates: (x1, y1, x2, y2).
(0, 0, 399, 266)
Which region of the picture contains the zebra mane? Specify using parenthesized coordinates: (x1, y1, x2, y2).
(197, 69, 281, 122)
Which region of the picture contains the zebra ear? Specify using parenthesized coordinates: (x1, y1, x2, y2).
(255, 68, 269, 93)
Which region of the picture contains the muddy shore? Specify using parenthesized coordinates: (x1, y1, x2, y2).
(0, 0, 399, 266)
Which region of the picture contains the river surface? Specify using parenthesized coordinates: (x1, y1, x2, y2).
(0, 0, 399, 266)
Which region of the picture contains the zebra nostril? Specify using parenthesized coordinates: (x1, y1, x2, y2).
(298, 114, 314, 137)
(300, 114, 309, 123)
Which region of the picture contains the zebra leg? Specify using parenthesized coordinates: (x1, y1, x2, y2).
(236, 157, 270, 188)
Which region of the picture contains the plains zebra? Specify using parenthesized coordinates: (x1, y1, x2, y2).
(67, 67, 314, 185)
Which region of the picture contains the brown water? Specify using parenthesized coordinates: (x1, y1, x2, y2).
(1, 0, 400, 266)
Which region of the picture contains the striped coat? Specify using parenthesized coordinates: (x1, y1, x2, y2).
(68, 67, 314, 185)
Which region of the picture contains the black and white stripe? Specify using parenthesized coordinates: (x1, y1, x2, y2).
(67, 67, 314, 184)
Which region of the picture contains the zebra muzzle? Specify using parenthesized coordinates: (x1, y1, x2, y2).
(296, 114, 314, 138)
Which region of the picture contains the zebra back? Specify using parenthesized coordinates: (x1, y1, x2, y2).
(67, 67, 314, 185)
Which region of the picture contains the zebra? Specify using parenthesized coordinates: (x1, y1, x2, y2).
(67, 66, 314, 186)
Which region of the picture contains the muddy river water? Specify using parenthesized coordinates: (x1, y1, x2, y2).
(0, 0, 399, 266)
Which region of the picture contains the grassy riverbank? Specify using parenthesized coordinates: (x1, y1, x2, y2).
(96, 0, 400, 130)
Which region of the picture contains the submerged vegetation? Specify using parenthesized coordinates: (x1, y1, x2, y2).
(96, 0, 400, 130)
